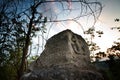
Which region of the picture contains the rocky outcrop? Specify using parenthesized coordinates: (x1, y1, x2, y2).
(21, 29, 104, 80)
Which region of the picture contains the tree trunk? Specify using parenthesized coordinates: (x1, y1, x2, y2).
(17, 2, 43, 80)
(18, 15, 34, 80)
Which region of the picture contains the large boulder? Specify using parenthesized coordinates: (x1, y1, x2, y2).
(21, 29, 104, 80)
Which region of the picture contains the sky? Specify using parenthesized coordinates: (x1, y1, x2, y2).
(32, 0, 120, 55)
(1, 0, 120, 57)
(92, 0, 120, 52)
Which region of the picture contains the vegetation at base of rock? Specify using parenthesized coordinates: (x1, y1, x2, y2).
(21, 67, 103, 80)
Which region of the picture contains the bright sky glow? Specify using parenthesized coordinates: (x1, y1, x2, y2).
(31, 0, 120, 56)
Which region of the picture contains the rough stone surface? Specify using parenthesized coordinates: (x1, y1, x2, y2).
(21, 29, 104, 80)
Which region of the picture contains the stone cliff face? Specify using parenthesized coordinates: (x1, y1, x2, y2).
(21, 29, 104, 80)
